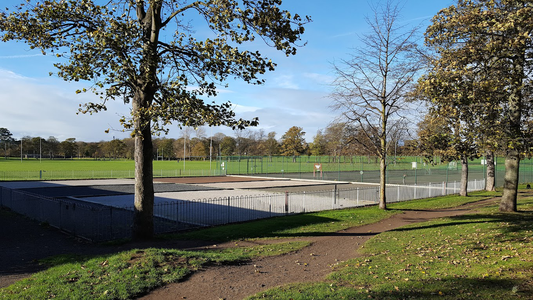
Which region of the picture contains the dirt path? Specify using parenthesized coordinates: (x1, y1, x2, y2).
(139, 198, 498, 300)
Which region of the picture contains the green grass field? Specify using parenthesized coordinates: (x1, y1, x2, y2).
(2, 156, 533, 183)
(0, 158, 220, 180)
(220, 155, 510, 176)
(0, 158, 217, 171)
(221, 155, 454, 175)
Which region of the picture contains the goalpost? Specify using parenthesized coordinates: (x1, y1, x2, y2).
(448, 161, 457, 170)
(313, 163, 323, 179)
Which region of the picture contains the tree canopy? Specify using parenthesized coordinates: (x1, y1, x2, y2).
(0, 0, 310, 239)
(280, 126, 307, 157)
(0, 128, 14, 159)
(421, 0, 533, 211)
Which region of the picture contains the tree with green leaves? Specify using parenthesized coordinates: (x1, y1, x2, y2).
(102, 139, 128, 159)
(220, 136, 236, 156)
(0, 128, 14, 159)
(416, 108, 479, 196)
(191, 138, 208, 157)
(280, 126, 307, 160)
(59, 138, 78, 158)
(0, 0, 309, 239)
(330, 1, 422, 209)
(263, 131, 280, 158)
(46, 136, 60, 159)
(323, 122, 345, 159)
(154, 138, 174, 160)
(422, 0, 533, 211)
(310, 129, 327, 156)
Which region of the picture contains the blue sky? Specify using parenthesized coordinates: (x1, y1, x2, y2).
(0, 0, 454, 142)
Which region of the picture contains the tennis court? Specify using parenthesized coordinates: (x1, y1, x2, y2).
(1, 176, 379, 240)
(0, 176, 482, 241)
(0, 176, 373, 205)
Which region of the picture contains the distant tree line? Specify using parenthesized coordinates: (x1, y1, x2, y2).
(0, 123, 415, 161)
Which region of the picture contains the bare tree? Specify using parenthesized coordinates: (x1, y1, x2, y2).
(195, 127, 207, 140)
(330, 1, 422, 209)
(180, 126, 194, 167)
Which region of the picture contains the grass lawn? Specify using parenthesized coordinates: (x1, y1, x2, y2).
(3, 156, 532, 183)
(222, 155, 452, 175)
(2, 189, 521, 299)
(0, 158, 214, 172)
(248, 194, 533, 299)
(0, 158, 219, 180)
(0, 242, 310, 300)
(221, 155, 511, 176)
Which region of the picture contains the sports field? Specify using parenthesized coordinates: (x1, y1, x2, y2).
(0, 158, 220, 180)
(2, 156, 533, 187)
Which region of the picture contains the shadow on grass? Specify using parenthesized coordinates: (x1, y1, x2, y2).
(173, 214, 344, 242)
(257, 275, 531, 299)
(387, 211, 533, 239)
(388, 194, 498, 211)
(360, 276, 530, 299)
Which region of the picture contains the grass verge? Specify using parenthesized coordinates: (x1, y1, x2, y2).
(0, 242, 309, 300)
(247, 194, 533, 299)
(388, 190, 500, 210)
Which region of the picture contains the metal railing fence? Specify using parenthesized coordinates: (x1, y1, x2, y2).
(0, 179, 485, 242)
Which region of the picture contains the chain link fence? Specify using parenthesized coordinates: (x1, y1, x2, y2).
(219, 155, 533, 187)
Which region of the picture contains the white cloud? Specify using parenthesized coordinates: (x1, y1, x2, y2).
(272, 74, 299, 90)
(222, 86, 336, 141)
(0, 68, 30, 80)
(231, 103, 260, 114)
(0, 54, 43, 59)
(0, 66, 338, 143)
(0, 69, 131, 141)
(303, 72, 335, 86)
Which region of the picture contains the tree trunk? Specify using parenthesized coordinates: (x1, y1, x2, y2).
(131, 88, 156, 240)
(132, 121, 155, 240)
(500, 50, 524, 212)
(460, 155, 468, 197)
(130, 2, 162, 240)
(485, 150, 495, 191)
(500, 150, 519, 212)
(379, 155, 387, 209)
